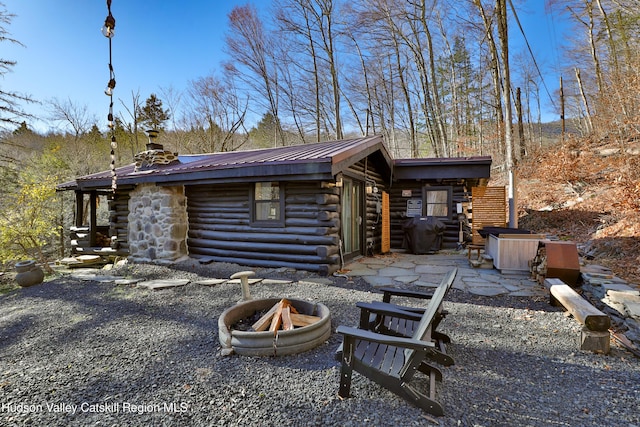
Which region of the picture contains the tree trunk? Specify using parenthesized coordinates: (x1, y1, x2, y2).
(575, 68, 594, 134)
(496, 0, 516, 228)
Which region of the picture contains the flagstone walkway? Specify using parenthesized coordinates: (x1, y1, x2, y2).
(344, 251, 548, 298)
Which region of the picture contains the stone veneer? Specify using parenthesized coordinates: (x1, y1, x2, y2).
(128, 183, 188, 262)
(133, 149, 179, 171)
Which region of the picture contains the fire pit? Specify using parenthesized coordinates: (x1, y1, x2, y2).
(218, 298, 331, 356)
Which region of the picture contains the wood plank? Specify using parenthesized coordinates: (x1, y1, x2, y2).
(281, 306, 294, 331)
(269, 300, 287, 333)
(471, 186, 507, 245)
(381, 191, 391, 253)
(548, 281, 611, 331)
(252, 300, 284, 332)
(290, 313, 320, 327)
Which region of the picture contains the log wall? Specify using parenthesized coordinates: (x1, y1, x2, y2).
(186, 182, 342, 275)
(389, 179, 471, 249)
(108, 191, 130, 254)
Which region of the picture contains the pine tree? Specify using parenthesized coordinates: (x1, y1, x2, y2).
(137, 94, 170, 131)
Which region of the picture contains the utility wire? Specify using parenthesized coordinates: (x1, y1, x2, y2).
(507, 0, 558, 110)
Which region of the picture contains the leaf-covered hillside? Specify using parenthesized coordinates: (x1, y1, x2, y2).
(514, 135, 640, 285)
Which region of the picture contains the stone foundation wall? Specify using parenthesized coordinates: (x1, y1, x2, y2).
(128, 183, 188, 262)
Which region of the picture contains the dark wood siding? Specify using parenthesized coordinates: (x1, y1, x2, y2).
(345, 159, 388, 255)
(390, 180, 471, 249)
(185, 182, 341, 275)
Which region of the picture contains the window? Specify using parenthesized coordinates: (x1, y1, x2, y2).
(424, 187, 451, 218)
(252, 182, 283, 225)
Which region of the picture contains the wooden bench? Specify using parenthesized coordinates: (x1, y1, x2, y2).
(336, 268, 457, 416)
(545, 278, 611, 353)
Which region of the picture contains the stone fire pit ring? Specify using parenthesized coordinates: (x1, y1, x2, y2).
(218, 298, 331, 357)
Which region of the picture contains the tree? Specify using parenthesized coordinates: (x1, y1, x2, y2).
(137, 94, 170, 131)
(275, 0, 345, 141)
(12, 121, 32, 136)
(184, 72, 249, 153)
(226, 4, 285, 145)
(0, 173, 59, 272)
(119, 90, 143, 157)
(249, 112, 282, 148)
(159, 85, 188, 153)
(496, 0, 516, 227)
(0, 3, 34, 129)
(48, 97, 95, 141)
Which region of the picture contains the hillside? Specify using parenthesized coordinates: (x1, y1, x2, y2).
(512, 135, 640, 285)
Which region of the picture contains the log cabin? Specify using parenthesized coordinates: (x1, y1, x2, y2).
(57, 135, 491, 275)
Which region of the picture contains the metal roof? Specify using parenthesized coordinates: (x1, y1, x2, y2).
(392, 156, 492, 180)
(58, 136, 392, 191)
(58, 136, 492, 192)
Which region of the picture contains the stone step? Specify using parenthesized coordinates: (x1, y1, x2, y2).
(469, 259, 493, 269)
(605, 289, 640, 319)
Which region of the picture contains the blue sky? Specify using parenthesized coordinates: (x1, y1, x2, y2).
(2, 1, 567, 133)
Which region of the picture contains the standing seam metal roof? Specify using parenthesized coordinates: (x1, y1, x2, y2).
(58, 136, 388, 190)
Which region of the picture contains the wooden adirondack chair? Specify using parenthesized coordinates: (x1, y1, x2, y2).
(355, 268, 457, 367)
(336, 268, 457, 416)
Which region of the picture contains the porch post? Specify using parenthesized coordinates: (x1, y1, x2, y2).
(75, 190, 83, 227)
(89, 191, 97, 247)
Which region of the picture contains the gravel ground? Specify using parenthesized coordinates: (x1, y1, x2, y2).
(1, 260, 639, 427)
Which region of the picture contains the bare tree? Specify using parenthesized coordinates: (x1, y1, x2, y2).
(226, 5, 285, 146)
(472, 0, 505, 157)
(118, 90, 142, 157)
(0, 4, 35, 129)
(276, 0, 346, 141)
(276, 0, 323, 142)
(185, 72, 249, 153)
(496, 0, 516, 227)
(159, 85, 187, 152)
(48, 98, 95, 142)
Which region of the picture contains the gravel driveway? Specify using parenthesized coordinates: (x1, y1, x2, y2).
(1, 261, 639, 426)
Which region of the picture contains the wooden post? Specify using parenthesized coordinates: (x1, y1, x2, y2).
(581, 327, 610, 354)
(560, 76, 565, 143)
(75, 190, 83, 227)
(89, 191, 97, 247)
(516, 87, 526, 159)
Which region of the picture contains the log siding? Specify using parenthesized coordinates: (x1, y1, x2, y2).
(109, 191, 130, 254)
(186, 182, 342, 275)
(390, 179, 471, 249)
(59, 137, 491, 274)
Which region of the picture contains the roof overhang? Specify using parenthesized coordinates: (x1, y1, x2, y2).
(392, 156, 492, 181)
(57, 136, 394, 191)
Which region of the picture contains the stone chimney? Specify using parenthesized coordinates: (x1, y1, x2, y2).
(134, 129, 179, 171)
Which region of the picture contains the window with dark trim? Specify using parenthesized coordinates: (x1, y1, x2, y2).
(252, 182, 284, 225)
(423, 186, 452, 218)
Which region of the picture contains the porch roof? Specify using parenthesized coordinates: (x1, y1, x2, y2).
(392, 156, 492, 181)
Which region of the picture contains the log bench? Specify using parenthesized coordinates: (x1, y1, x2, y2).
(545, 278, 611, 353)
